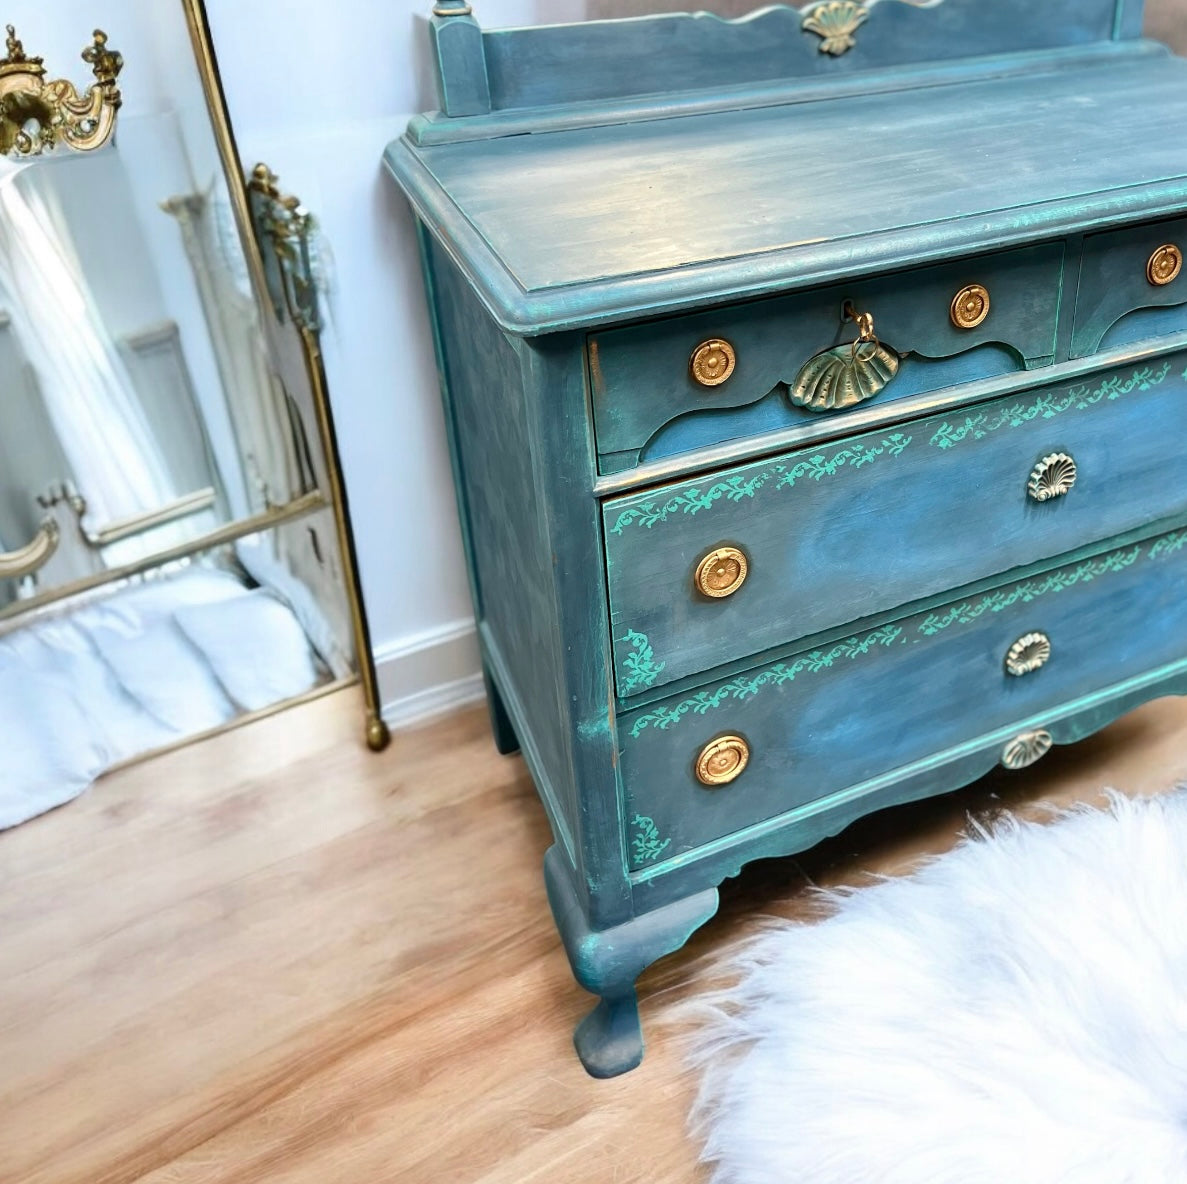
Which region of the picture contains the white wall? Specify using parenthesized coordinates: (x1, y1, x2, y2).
(203, 0, 1186, 729)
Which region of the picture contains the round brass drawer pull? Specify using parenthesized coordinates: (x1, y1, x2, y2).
(1028, 452, 1077, 502)
(1006, 631, 1051, 677)
(690, 338, 736, 387)
(1148, 243, 1183, 287)
(696, 734, 750, 786)
(694, 545, 748, 599)
(951, 283, 990, 330)
(1002, 729, 1053, 771)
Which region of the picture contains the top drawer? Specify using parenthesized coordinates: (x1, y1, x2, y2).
(590, 244, 1064, 474)
(1072, 215, 1187, 358)
(603, 352, 1187, 698)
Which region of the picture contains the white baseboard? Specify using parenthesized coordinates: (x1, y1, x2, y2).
(375, 618, 486, 730)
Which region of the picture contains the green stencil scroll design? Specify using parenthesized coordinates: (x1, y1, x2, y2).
(627, 624, 903, 739)
(619, 629, 666, 694)
(917, 548, 1144, 636)
(607, 433, 912, 534)
(630, 814, 671, 865)
(1149, 530, 1187, 561)
(929, 361, 1174, 450)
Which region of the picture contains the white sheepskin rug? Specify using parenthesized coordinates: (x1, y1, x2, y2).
(688, 792, 1187, 1184)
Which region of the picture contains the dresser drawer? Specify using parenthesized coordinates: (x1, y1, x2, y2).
(620, 528, 1187, 870)
(1072, 215, 1187, 357)
(590, 244, 1064, 474)
(605, 354, 1187, 697)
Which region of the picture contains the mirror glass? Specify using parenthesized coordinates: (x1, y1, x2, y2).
(0, 2, 356, 830)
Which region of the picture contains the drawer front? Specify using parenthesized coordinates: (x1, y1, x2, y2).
(620, 528, 1187, 870)
(590, 244, 1064, 474)
(605, 354, 1187, 696)
(1072, 215, 1187, 358)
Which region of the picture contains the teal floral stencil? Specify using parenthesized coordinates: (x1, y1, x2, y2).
(929, 361, 1173, 449)
(607, 434, 912, 534)
(917, 549, 1144, 635)
(619, 630, 666, 694)
(630, 814, 671, 865)
(1150, 530, 1187, 561)
(627, 624, 903, 739)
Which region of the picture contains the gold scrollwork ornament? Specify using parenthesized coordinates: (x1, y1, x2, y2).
(0, 25, 122, 157)
(802, 0, 869, 56)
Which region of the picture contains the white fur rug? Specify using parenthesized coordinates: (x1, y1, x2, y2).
(688, 792, 1187, 1184)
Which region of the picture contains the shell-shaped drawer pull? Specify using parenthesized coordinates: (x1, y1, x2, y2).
(690, 338, 736, 387)
(1005, 631, 1051, 677)
(788, 302, 899, 413)
(694, 545, 749, 599)
(1028, 452, 1077, 503)
(1148, 243, 1183, 287)
(950, 283, 990, 330)
(696, 734, 750, 786)
(1001, 729, 1053, 771)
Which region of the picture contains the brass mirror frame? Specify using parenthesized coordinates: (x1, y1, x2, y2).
(180, 0, 390, 751)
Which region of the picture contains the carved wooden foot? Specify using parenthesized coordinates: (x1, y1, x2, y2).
(574, 989, 643, 1078)
(544, 845, 719, 1078)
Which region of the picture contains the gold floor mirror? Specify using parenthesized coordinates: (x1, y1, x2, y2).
(0, 1, 386, 830)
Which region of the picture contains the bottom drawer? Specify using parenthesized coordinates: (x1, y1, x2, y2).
(619, 527, 1187, 871)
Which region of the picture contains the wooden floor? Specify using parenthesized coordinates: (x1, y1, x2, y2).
(6, 689, 1187, 1183)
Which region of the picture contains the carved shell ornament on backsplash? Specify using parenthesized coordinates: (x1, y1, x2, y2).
(801, 0, 950, 57)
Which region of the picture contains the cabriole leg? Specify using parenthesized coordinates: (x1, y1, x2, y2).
(544, 845, 719, 1078)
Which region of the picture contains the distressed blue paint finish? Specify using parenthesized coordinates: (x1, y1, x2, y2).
(470, 1, 1136, 114)
(385, 41, 1187, 334)
(386, 1, 1187, 1078)
(605, 357, 1185, 695)
(589, 244, 1063, 470)
(1073, 214, 1187, 356)
(620, 528, 1187, 859)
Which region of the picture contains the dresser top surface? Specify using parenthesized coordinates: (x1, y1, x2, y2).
(388, 45, 1187, 333)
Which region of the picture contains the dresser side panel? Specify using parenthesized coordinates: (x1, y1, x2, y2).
(424, 238, 577, 858)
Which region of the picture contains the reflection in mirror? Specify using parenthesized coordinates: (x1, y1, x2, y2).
(0, 4, 362, 829)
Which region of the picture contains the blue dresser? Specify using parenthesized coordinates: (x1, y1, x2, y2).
(386, 0, 1187, 1076)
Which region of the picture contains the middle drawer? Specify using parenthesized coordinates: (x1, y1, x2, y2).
(604, 352, 1187, 697)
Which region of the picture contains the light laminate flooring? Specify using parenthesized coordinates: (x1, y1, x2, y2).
(5, 688, 1187, 1183)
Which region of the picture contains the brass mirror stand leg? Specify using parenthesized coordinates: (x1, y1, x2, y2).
(301, 324, 391, 753)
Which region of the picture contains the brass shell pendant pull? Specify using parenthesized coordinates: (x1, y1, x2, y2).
(788, 302, 900, 413)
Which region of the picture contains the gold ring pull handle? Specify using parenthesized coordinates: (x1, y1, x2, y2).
(1028, 453, 1077, 502)
(788, 302, 900, 413)
(0, 518, 60, 580)
(695, 734, 750, 786)
(694, 545, 749, 599)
